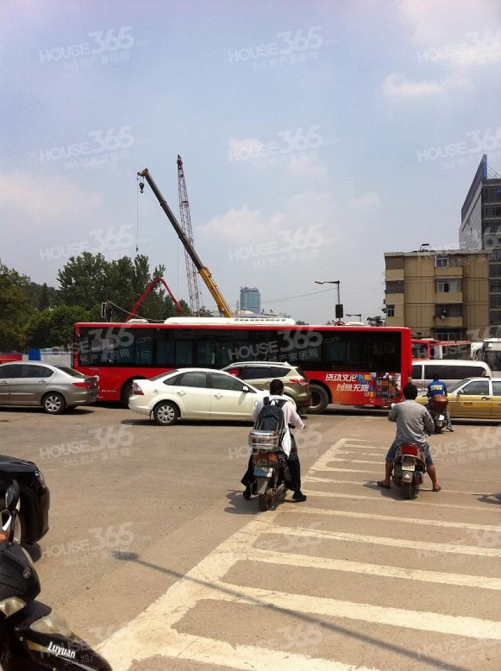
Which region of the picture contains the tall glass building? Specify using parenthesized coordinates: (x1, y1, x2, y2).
(240, 287, 261, 314)
(459, 155, 501, 325)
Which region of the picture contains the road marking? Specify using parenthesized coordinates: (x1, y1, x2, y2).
(304, 475, 498, 497)
(248, 547, 501, 590)
(254, 524, 501, 557)
(99, 437, 501, 670)
(275, 506, 501, 531)
(301, 489, 501, 512)
(211, 582, 501, 639)
(311, 465, 380, 474)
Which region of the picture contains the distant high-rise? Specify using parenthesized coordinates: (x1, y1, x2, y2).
(240, 287, 261, 314)
(459, 154, 501, 325)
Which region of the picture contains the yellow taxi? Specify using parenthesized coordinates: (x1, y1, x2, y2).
(417, 377, 501, 419)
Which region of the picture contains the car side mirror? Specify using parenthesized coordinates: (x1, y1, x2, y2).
(242, 386, 250, 393)
(456, 389, 463, 395)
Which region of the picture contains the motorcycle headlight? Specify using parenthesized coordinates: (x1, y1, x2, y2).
(30, 609, 73, 637)
(0, 596, 26, 618)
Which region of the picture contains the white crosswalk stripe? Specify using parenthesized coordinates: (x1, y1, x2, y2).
(99, 435, 501, 670)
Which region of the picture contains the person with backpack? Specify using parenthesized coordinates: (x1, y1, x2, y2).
(241, 378, 307, 502)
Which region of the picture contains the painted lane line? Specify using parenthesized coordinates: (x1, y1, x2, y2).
(310, 466, 380, 474)
(274, 506, 501, 531)
(301, 489, 501, 512)
(255, 525, 501, 558)
(247, 548, 501, 590)
(211, 582, 501, 639)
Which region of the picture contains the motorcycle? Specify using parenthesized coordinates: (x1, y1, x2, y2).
(0, 480, 112, 670)
(391, 444, 427, 500)
(248, 429, 291, 511)
(428, 395, 448, 433)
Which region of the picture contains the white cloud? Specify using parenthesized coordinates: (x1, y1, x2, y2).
(381, 72, 471, 99)
(0, 171, 103, 226)
(227, 136, 266, 163)
(285, 158, 328, 181)
(198, 206, 284, 245)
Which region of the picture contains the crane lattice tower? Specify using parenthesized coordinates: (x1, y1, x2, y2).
(177, 155, 203, 315)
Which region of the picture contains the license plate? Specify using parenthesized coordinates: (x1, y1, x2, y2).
(402, 464, 416, 472)
(254, 468, 273, 477)
(438, 414, 444, 420)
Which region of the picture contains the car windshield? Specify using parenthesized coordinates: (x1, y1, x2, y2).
(55, 366, 87, 378)
(448, 378, 472, 392)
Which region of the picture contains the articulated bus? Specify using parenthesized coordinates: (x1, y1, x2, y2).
(72, 318, 413, 413)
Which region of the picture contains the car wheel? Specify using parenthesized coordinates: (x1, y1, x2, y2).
(307, 385, 329, 414)
(153, 401, 179, 426)
(42, 392, 66, 414)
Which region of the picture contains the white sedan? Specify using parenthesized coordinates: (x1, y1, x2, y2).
(128, 368, 268, 426)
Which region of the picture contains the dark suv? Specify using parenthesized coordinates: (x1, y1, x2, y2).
(222, 361, 311, 410)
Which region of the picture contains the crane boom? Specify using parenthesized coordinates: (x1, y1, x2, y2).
(177, 155, 203, 315)
(137, 168, 233, 318)
(126, 277, 183, 320)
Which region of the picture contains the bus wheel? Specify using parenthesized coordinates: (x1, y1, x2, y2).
(307, 385, 329, 414)
(121, 381, 134, 406)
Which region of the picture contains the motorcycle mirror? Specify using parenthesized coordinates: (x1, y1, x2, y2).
(5, 481, 20, 512)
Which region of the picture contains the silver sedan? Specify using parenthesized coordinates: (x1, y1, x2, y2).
(0, 362, 98, 414)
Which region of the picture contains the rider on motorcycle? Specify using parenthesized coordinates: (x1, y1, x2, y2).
(241, 378, 307, 502)
(426, 373, 453, 432)
(377, 382, 441, 492)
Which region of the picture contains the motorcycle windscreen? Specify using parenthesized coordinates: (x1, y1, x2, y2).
(6, 600, 112, 670)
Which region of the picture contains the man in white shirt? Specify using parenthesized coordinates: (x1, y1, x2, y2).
(242, 379, 307, 502)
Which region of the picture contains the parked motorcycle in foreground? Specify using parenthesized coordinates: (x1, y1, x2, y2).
(391, 444, 427, 500)
(248, 429, 291, 511)
(428, 395, 448, 433)
(0, 480, 112, 670)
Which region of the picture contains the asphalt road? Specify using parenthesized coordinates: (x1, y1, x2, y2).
(1, 403, 501, 670)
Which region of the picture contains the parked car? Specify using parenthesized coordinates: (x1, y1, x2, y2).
(221, 361, 311, 410)
(129, 368, 269, 426)
(0, 362, 98, 414)
(0, 454, 50, 544)
(417, 377, 501, 419)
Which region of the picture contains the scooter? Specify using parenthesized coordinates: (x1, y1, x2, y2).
(0, 480, 112, 670)
(391, 444, 427, 500)
(248, 429, 291, 511)
(428, 395, 448, 433)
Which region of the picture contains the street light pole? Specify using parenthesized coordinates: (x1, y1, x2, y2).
(346, 313, 362, 321)
(315, 280, 342, 321)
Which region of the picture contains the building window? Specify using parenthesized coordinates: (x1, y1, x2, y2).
(385, 304, 395, 317)
(491, 295, 501, 309)
(436, 279, 461, 293)
(490, 264, 501, 277)
(385, 281, 404, 293)
(435, 330, 462, 340)
(435, 304, 462, 318)
(491, 281, 501, 292)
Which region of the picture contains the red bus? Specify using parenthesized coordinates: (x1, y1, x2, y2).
(72, 318, 413, 413)
(412, 338, 472, 360)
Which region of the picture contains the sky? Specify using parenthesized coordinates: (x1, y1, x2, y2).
(1, 0, 500, 324)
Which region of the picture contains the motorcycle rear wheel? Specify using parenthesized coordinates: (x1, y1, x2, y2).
(403, 482, 412, 500)
(258, 490, 272, 511)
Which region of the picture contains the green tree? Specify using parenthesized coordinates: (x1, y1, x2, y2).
(57, 252, 184, 321)
(0, 262, 34, 350)
(25, 305, 92, 349)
